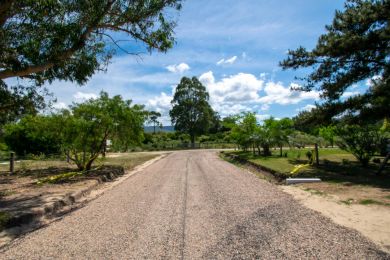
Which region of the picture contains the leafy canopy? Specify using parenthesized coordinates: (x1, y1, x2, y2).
(281, 0, 390, 123)
(61, 92, 146, 170)
(0, 0, 181, 125)
(170, 76, 214, 144)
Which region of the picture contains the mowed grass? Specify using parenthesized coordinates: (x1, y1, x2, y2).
(230, 148, 351, 174)
(0, 152, 159, 176)
(226, 148, 390, 189)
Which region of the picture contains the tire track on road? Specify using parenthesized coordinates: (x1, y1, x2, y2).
(180, 157, 189, 260)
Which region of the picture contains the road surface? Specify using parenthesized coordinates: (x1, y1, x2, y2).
(1, 150, 388, 259)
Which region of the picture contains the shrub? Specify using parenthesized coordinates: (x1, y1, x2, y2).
(305, 150, 313, 163)
(336, 124, 380, 167)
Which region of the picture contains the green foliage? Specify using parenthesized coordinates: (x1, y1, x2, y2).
(230, 112, 257, 151)
(0, 0, 182, 83)
(289, 131, 316, 148)
(0, 82, 48, 127)
(264, 117, 293, 156)
(0, 0, 181, 126)
(62, 92, 146, 170)
(319, 126, 336, 147)
(4, 115, 62, 155)
(170, 77, 215, 145)
(147, 111, 162, 134)
(281, 0, 390, 122)
(335, 124, 380, 167)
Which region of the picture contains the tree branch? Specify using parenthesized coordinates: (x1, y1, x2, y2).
(0, 0, 116, 80)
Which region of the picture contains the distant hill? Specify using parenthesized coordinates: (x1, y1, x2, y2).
(144, 125, 175, 133)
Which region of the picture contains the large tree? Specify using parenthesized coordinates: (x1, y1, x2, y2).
(281, 0, 389, 123)
(170, 77, 214, 147)
(0, 0, 181, 124)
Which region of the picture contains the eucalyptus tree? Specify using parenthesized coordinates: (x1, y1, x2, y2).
(148, 111, 162, 134)
(170, 77, 214, 147)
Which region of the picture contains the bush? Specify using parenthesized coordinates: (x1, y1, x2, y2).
(336, 124, 380, 167)
(305, 150, 313, 163)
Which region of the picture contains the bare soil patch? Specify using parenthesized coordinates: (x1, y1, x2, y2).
(282, 184, 390, 253)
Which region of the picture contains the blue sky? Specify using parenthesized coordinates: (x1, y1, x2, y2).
(46, 0, 358, 125)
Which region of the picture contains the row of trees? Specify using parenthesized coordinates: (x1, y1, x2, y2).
(3, 92, 146, 170)
(227, 112, 389, 167)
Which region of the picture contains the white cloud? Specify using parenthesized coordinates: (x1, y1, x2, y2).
(216, 58, 225, 65)
(256, 114, 271, 121)
(147, 92, 172, 112)
(296, 104, 316, 112)
(166, 63, 190, 73)
(260, 104, 270, 111)
(147, 71, 320, 122)
(365, 75, 382, 87)
(341, 91, 360, 99)
(225, 56, 237, 64)
(216, 55, 237, 65)
(73, 92, 98, 101)
(259, 81, 320, 105)
(146, 91, 174, 125)
(52, 102, 68, 110)
(198, 71, 320, 117)
(200, 71, 264, 104)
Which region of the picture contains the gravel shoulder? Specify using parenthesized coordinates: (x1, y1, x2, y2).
(1, 150, 388, 259)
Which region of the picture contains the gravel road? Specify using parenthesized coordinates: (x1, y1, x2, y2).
(1, 150, 388, 259)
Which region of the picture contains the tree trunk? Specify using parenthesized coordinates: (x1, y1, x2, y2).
(190, 134, 195, 149)
(84, 159, 94, 171)
(263, 144, 271, 156)
(280, 145, 283, 157)
(257, 146, 261, 156)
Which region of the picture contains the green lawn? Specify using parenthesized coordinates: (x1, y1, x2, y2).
(225, 147, 390, 189)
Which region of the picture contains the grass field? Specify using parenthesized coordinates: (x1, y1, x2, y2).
(224, 148, 390, 206)
(0, 152, 158, 174)
(225, 148, 390, 188)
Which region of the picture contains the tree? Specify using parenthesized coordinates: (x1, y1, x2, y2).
(281, 0, 390, 122)
(0, 0, 182, 125)
(0, 0, 181, 82)
(0, 82, 47, 128)
(3, 114, 62, 155)
(319, 125, 337, 147)
(265, 117, 294, 156)
(170, 77, 214, 147)
(147, 111, 162, 134)
(335, 124, 380, 167)
(62, 92, 146, 170)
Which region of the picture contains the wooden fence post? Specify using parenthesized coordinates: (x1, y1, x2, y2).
(10, 152, 15, 174)
(314, 143, 319, 166)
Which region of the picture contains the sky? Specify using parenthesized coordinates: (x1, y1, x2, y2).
(44, 0, 358, 125)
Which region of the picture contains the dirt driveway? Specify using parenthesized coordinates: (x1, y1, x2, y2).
(1, 150, 388, 259)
